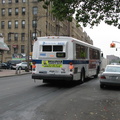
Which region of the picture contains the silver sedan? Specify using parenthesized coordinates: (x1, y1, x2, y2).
(99, 65, 120, 88)
(16, 62, 28, 70)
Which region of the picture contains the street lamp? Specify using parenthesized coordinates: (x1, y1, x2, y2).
(33, 15, 48, 40)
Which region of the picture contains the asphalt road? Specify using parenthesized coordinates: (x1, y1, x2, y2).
(0, 75, 120, 120)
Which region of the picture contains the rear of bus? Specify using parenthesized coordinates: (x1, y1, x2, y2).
(32, 36, 74, 81)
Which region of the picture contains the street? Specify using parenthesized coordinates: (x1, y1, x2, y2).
(0, 75, 120, 120)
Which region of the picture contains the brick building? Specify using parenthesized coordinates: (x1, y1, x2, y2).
(0, 0, 93, 62)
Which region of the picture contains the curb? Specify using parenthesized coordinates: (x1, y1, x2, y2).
(0, 72, 31, 78)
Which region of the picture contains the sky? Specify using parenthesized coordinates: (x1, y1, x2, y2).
(82, 22, 120, 58)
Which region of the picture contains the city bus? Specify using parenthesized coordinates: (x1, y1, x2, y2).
(32, 36, 102, 83)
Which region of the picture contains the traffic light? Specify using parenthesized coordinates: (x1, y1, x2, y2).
(110, 42, 115, 48)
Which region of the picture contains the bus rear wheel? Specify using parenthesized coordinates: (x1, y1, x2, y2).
(80, 69, 85, 83)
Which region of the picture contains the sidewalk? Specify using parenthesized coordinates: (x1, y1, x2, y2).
(0, 69, 31, 78)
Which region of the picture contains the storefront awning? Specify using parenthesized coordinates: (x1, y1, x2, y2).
(0, 41, 9, 51)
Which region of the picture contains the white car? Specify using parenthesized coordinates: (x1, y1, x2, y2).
(16, 62, 28, 70)
(99, 65, 120, 88)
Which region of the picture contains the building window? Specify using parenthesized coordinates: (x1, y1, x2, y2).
(8, 33, 11, 41)
(32, 20, 37, 28)
(14, 47, 18, 54)
(22, 7, 25, 15)
(22, 0, 26, 3)
(21, 33, 25, 41)
(15, 8, 18, 15)
(21, 20, 25, 28)
(15, 20, 18, 28)
(32, 7, 38, 15)
(1, 21, 5, 29)
(8, 8, 12, 16)
(1, 8, 5, 16)
(8, 21, 12, 29)
(15, 0, 19, 3)
(8, 0, 12, 4)
(21, 45, 25, 53)
(7, 45, 11, 53)
(14, 33, 18, 41)
(2, 0, 5, 4)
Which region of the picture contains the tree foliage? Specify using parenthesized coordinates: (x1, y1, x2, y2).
(38, 0, 120, 28)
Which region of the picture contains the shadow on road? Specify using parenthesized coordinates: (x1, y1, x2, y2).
(101, 86, 120, 91)
(35, 77, 94, 89)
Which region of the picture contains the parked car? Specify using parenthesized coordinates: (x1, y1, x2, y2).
(99, 65, 120, 88)
(0, 62, 8, 69)
(16, 62, 28, 70)
(7, 60, 22, 69)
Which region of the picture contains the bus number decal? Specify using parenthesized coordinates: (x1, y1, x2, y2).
(89, 60, 97, 69)
(42, 60, 63, 67)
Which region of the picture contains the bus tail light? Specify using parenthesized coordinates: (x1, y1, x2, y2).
(32, 62, 36, 70)
(69, 62, 74, 73)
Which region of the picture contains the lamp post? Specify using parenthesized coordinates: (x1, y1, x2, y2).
(112, 41, 120, 44)
(27, 0, 30, 72)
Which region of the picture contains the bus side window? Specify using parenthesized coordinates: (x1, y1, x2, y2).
(76, 44, 87, 59)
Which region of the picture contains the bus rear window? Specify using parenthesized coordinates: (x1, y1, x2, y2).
(43, 45, 52, 51)
(53, 45, 63, 51)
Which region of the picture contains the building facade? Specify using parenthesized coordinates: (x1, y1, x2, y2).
(106, 55, 120, 64)
(0, 0, 93, 62)
(0, 33, 9, 63)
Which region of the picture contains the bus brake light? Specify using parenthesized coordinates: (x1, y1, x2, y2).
(32, 64, 36, 69)
(69, 62, 74, 70)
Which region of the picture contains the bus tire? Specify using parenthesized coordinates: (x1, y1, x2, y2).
(94, 66, 100, 78)
(80, 69, 85, 83)
(43, 79, 54, 83)
(100, 83, 105, 89)
(43, 79, 49, 83)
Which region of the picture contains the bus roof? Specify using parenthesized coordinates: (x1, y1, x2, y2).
(36, 36, 101, 51)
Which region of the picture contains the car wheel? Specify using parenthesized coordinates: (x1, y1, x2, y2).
(100, 84, 105, 89)
(18, 67, 22, 70)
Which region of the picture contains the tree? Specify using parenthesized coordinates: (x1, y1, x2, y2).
(38, 0, 120, 28)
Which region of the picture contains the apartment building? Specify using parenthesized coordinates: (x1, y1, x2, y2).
(0, 0, 93, 62)
(0, 33, 9, 62)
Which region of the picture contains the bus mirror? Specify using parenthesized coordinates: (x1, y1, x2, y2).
(101, 53, 103, 57)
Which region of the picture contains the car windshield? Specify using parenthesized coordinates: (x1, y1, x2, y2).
(105, 66, 120, 72)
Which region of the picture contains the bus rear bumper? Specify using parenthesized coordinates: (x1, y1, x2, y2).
(32, 74, 73, 81)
